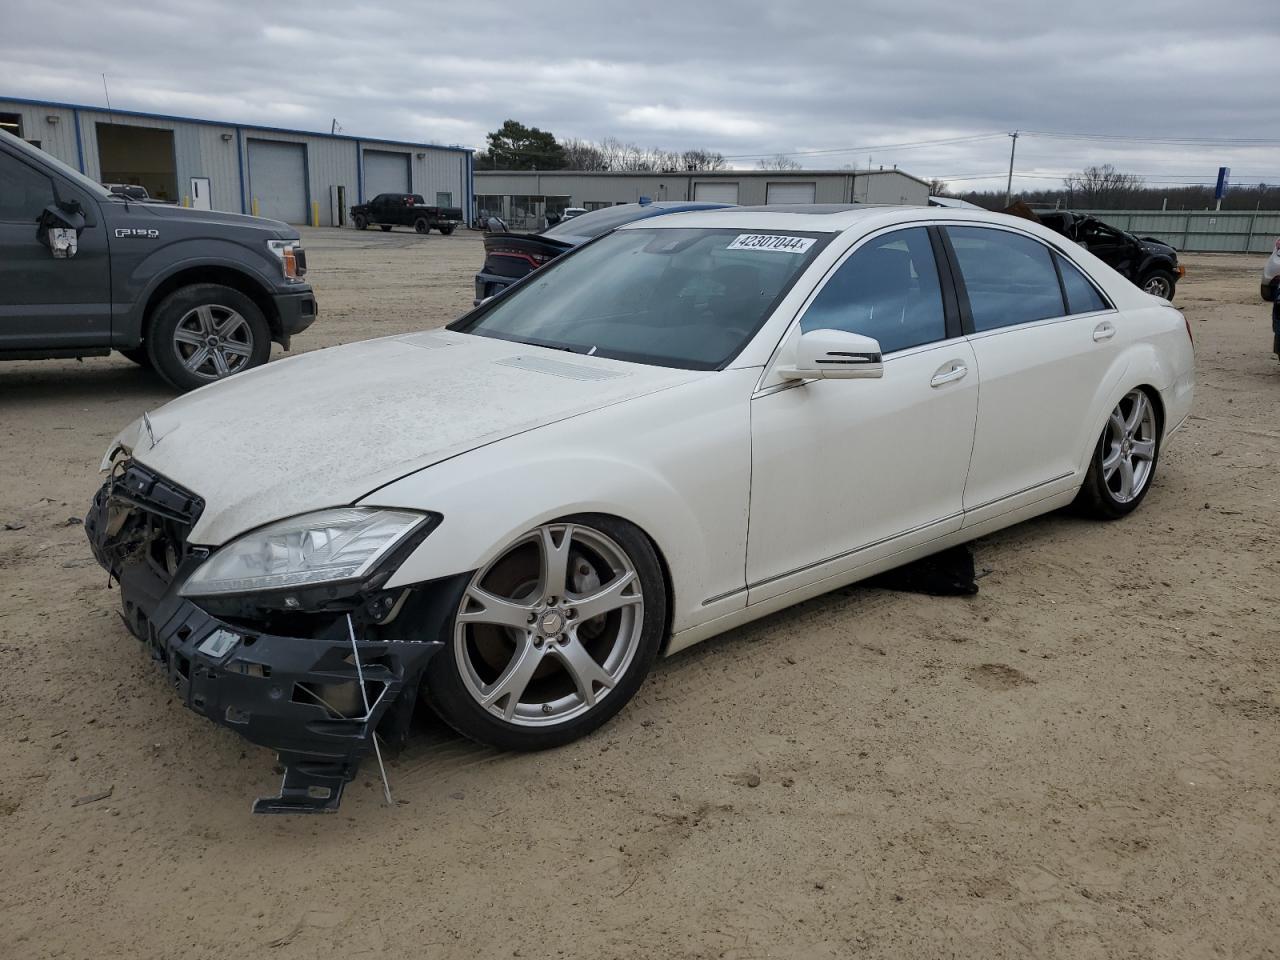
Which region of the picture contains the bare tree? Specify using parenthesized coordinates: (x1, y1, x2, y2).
(681, 148, 727, 171)
(927, 178, 949, 196)
(560, 137, 609, 171)
(1061, 164, 1145, 209)
(757, 153, 801, 171)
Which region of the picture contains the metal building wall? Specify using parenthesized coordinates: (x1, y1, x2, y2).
(2, 97, 472, 227)
(474, 169, 932, 210)
(0, 101, 81, 165)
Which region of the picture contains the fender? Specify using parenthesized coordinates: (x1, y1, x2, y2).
(1072, 333, 1182, 478)
(362, 370, 757, 636)
(116, 240, 282, 342)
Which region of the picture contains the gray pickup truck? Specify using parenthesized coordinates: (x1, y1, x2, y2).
(0, 129, 318, 391)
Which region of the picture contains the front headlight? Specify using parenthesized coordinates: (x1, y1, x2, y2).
(180, 508, 428, 598)
(266, 239, 306, 281)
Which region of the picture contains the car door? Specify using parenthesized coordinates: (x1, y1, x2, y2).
(942, 224, 1121, 525)
(0, 147, 111, 351)
(747, 225, 979, 604)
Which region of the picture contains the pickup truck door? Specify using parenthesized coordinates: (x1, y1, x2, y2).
(0, 148, 111, 351)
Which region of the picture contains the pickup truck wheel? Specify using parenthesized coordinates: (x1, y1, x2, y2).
(146, 284, 271, 391)
(380, 224, 393, 232)
(414, 218, 430, 235)
(353, 214, 368, 230)
(1141, 269, 1176, 301)
(118, 346, 152, 368)
(438, 225, 455, 236)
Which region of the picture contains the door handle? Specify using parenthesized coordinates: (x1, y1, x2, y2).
(930, 360, 968, 387)
(1093, 321, 1116, 342)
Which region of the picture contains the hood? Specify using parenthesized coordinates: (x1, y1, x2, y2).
(118, 331, 700, 545)
(121, 201, 295, 237)
(1136, 235, 1177, 257)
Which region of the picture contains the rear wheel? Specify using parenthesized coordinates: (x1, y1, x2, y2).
(425, 515, 665, 751)
(438, 225, 455, 236)
(414, 218, 429, 234)
(1074, 388, 1161, 519)
(146, 284, 271, 391)
(380, 224, 393, 232)
(1141, 269, 1176, 300)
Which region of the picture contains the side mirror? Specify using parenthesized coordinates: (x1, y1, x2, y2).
(779, 328, 884, 380)
(37, 202, 85, 259)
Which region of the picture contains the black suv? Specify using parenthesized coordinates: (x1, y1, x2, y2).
(1037, 211, 1183, 300)
(0, 130, 317, 391)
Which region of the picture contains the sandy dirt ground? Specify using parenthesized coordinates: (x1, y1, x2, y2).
(1, 230, 1277, 960)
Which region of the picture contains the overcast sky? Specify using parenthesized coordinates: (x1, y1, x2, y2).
(3, 0, 1276, 192)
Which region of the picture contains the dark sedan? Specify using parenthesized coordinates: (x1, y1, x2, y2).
(474, 200, 733, 304)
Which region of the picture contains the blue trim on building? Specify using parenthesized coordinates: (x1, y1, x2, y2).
(0, 93, 474, 155)
(72, 107, 84, 172)
(236, 127, 247, 214)
(356, 140, 364, 204)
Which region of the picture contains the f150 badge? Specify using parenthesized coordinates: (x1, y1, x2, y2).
(114, 228, 160, 239)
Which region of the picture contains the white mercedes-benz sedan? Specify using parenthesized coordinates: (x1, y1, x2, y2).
(87, 205, 1195, 812)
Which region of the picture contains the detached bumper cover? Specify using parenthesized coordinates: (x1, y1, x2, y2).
(85, 467, 450, 813)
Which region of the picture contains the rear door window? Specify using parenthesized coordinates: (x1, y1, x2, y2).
(946, 226, 1067, 332)
(1055, 253, 1110, 314)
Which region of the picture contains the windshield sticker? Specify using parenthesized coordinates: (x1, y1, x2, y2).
(727, 234, 816, 254)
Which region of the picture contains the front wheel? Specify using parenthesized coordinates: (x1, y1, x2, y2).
(425, 515, 666, 751)
(438, 225, 455, 236)
(118, 346, 151, 368)
(414, 218, 430, 234)
(1074, 388, 1161, 519)
(1141, 269, 1176, 300)
(380, 224, 393, 233)
(146, 284, 271, 391)
(353, 214, 368, 230)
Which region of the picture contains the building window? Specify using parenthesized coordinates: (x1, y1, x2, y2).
(436, 191, 453, 207)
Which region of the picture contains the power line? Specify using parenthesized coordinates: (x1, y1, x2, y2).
(1022, 129, 1280, 146)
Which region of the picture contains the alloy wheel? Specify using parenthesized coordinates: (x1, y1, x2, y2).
(1143, 275, 1173, 298)
(1102, 390, 1157, 503)
(454, 522, 645, 726)
(172, 304, 255, 380)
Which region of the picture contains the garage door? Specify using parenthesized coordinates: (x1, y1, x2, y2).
(364, 150, 411, 197)
(247, 139, 308, 223)
(693, 181, 739, 204)
(766, 182, 817, 204)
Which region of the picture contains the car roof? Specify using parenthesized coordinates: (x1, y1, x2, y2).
(617, 203, 1067, 237)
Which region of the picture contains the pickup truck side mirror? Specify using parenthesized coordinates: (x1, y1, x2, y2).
(37, 202, 86, 259)
(779, 328, 884, 380)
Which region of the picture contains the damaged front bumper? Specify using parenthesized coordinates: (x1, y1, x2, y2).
(85, 464, 460, 814)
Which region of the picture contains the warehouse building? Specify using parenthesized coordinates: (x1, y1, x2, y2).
(0, 95, 474, 227)
(475, 168, 930, 230)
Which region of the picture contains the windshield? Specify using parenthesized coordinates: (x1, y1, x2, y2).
(455, 227, 828, 369)
(4, 131, 113, 201)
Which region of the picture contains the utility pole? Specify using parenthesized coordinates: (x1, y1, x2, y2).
(1005, 130, 1019, 207)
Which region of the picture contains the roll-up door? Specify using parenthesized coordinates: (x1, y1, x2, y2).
(692, 181, 739, 204)
(365, 149, 411, 196)
(247, 139, 308, 223)
(766, 181, 817, 204)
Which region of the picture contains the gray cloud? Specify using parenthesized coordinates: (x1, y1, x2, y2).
(3, 0, 1276, 191)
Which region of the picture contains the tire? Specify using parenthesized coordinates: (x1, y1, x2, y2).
(145, 284, 271, 391)
(380, 224, 393, 232)
(425, 514, 666, 751)
(118, 346, 151, 368)
(414, 218, 429, 235)
(438, 225, 455, 236)
(1074, 387, 1161, 520)
(1140, 269, 1176, 301)
(353, 214, 367, 230)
